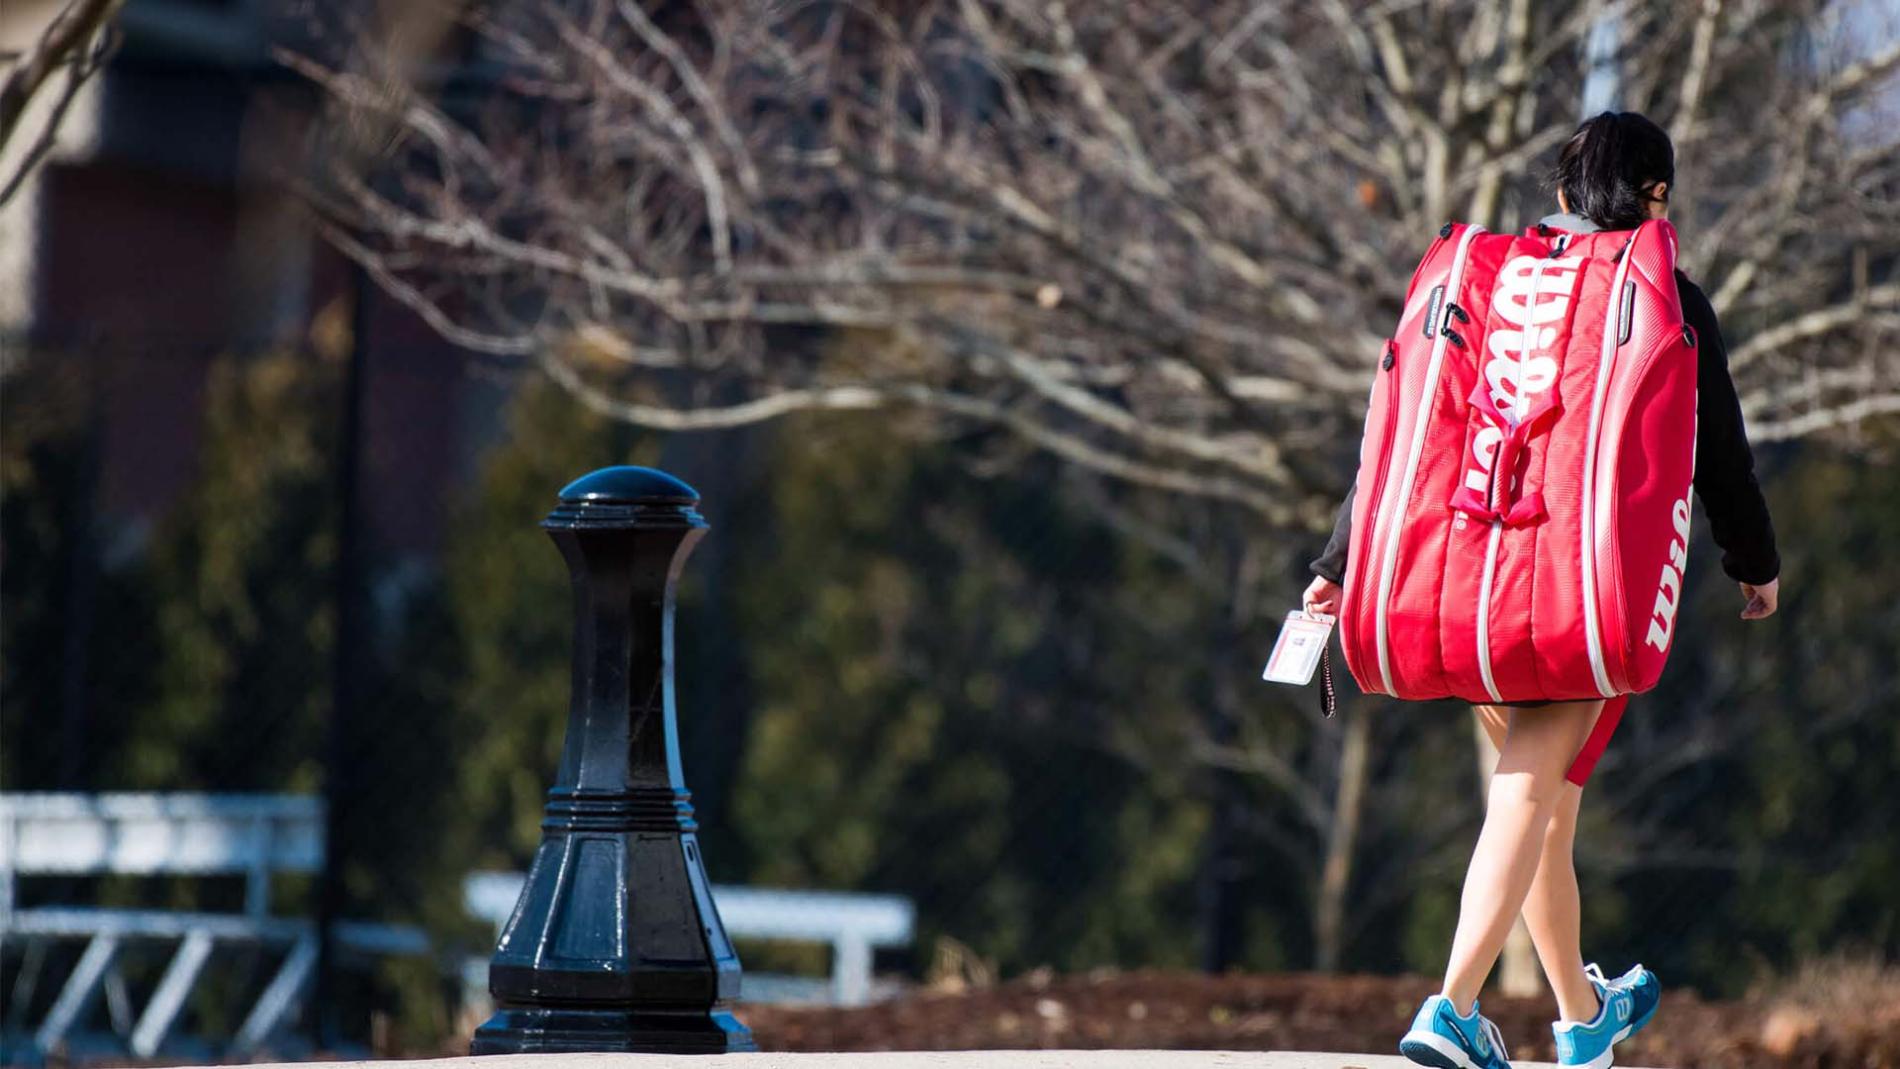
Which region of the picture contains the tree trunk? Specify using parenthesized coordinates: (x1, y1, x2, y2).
(1314, 707, 1370, 972)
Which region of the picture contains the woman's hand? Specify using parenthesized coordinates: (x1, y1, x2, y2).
(1740, 577, 1779, 620)
(1303, 575, 1343, 616)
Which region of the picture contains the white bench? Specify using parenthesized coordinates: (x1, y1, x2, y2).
(0, 793, 426, 1063)
(463, 872, 914, 1007)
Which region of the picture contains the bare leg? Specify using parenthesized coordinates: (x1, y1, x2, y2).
(1475, 707, 1601, 1024)
(1523, 784, 1601, 1022)
(1442, 700, 1602, 1014)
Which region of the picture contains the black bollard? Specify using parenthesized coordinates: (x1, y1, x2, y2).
(472, 466, 754, 1054)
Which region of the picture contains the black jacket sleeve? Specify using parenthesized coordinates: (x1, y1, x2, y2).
(1308, 272, 1781, 587)
(1310, 484, 1354, 585)
(1677, 271, 1781, 585)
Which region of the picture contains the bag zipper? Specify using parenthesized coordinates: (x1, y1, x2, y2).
(1342, 225, 1453, 640)
(1578, 224, 1645, 699)
(1473, 254, 1551, 703)
(1372, 224, 1486, 695)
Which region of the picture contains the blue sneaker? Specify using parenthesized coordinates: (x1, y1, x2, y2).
(1400, 993, 1512, 1069)
(1552, 963, 1661, 1068)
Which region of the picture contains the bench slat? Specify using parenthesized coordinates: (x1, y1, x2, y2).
(231, 933, 318, 1055)
(35, 934, 119, 1052)
(8, 909, 308, 941)
(130, 930, 215, 1058)
(0, 793, 324, 881)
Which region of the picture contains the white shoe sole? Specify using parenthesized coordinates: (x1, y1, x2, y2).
(1555, 1024, 1630, 1069)
(1399, 1029, 1485, 1069)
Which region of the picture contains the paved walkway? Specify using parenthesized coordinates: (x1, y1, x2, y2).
(253, 1052, 1647, 1069)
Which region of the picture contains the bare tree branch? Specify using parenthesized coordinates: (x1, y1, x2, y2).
(287, 0, 1896, 536)
(0, 0, 122, 207)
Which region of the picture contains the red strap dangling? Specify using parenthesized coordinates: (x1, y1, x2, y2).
(1566, 694, 1629, 785)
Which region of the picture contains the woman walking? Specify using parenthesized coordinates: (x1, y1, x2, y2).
(1303, 112, 1781, 1069)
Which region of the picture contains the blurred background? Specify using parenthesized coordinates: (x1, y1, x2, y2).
(2, 0, 1898, 1065)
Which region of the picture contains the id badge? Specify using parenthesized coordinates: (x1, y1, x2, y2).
(1262, 610, 1335, 686)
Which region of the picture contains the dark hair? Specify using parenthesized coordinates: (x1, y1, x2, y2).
(1551, 111, 1676, 231)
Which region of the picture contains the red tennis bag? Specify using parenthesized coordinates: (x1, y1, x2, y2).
(1338, 219, 1697, 704)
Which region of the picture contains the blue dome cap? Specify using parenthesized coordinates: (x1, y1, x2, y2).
(556, 466, 699, 505)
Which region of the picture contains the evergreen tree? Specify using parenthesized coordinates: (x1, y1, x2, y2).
(727, 413, 1211, 972)
(123, 353, 338, 794)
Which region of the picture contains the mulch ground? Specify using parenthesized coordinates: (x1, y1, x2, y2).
(741, 969, 1900, 1068)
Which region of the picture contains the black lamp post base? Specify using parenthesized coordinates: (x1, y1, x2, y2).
(472, 1006, 756, 1055)
(470, 469, 755, 1058)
